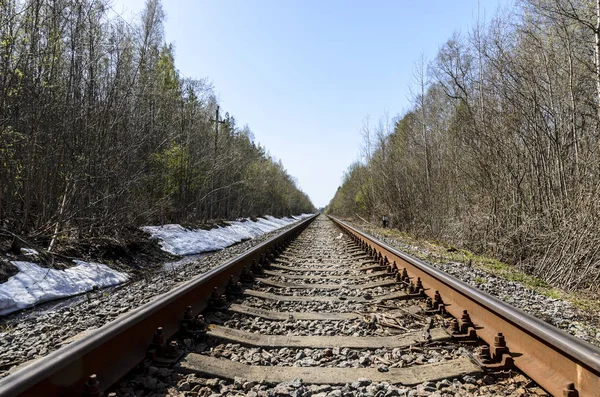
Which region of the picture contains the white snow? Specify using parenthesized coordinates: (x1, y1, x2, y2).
(143, 214, 313, 256)
(0, 214, 313, 316)
(20, 248, 39, 256)
(0, 260, 129, 316)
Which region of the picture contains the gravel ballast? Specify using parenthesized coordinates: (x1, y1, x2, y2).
(0, 220, 308, 378)
(116, 216, 546, 397)
(349, 221, 600, 349)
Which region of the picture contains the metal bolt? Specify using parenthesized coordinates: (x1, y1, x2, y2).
(434, 291, 443, 305)
(196, 314, 207, 330)
(479, 345, 492, 364)
(563, 383, 579, 397)
(415, 277, 424, 290)
(494, 333, 506, 348)
(183, 306, 193, 320)
(461, 310, 471, 322)
(153, 327, 165, 346)
(490, 332, 510, 362)
(241, 266, 254, 282)
(166, 340, 179, 357)
(448, 319, 460, 334)
(459, 310, 473, 333)
(83, 374, 101, 396)
(408, 282, 416, 294)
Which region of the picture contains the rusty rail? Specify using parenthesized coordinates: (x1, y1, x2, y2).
(0, 215, 317, 397)
(329, 215, 600, 397)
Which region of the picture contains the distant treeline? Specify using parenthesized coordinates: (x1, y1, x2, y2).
(328, 0, 600, 291)
(0, 0, 314, 241)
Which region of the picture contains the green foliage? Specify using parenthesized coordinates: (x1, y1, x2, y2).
(0, 0, 314, 236)
(151, 144, 190, 196)
(157, 44, 180, 94)
(327, 0, 600, 292)
(328, 162, 374, 218)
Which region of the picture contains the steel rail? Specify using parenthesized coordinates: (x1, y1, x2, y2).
(329, 215, 600, 397)
(0, 214, 317, 397)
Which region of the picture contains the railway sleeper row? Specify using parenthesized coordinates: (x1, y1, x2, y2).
(4, 215, 598, 396)
(105, 216, 547, 397)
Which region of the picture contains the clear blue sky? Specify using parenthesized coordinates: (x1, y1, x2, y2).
(111, 0, 510, 208)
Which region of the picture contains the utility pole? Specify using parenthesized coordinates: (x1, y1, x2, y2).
(210, 105, 225, 220)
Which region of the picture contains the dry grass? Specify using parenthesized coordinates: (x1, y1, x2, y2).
(368, 226, 600, 313)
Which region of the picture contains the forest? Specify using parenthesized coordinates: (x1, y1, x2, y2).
(0, 0, 314, 244)
(328, 0, 600, 292)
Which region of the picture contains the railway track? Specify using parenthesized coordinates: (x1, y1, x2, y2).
(1, 214, 599, 396)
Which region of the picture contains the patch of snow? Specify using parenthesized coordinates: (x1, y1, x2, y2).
(292, 214, 312, 220)
(20, 248, 39, 256)
(0, 261, 129, 316)
(143, 214, 313, 256)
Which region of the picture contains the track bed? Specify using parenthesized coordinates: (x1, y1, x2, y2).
(116, 217, 545, 396)
(3, 215, 599, 396)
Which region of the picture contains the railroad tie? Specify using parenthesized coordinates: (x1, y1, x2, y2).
(205, 324, 451, 348)
(178, 355, 482, 386)
(243, 289, 408, 303)
(263, 269, 390, 280)
(270, 262, 386, 273)
(255, 277, 397, 290)
(228, 303, 360, 320)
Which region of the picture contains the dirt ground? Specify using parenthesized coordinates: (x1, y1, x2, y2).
(0, 226, 178, 283)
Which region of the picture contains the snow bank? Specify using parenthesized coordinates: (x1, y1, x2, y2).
(143, 214, 313, 256)
(0, 261, 129, 316)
